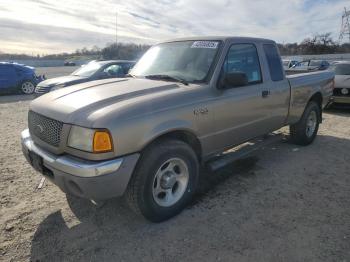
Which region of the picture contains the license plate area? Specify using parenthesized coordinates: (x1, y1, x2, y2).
(29, 151, 44, 173)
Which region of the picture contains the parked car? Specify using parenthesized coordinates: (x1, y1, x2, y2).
(21, 37, 334, 222)
(292, 60, 330, 71)
(282, 59, 299, 70)
(35, 60, 136, 95)
(329, 61, 350, 104)
(0, 62, 44, 94)
(64, 61, 76, 66)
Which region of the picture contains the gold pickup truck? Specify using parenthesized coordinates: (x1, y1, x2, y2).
(21, 37, 334, 222)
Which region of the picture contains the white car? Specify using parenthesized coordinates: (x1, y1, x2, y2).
(329, 61, 350, 104)
(282, 59, 299, 70)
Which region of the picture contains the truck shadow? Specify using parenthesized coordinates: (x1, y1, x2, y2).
(30, 157, 260, 261)
(324, 104, 350, 116)
(29, 134, 349, 261)
(0, 94, 35, 103)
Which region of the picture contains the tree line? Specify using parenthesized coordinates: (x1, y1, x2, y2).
(278, 33, 350, 55)
(1, 33, 350, 61)
(0, 43, 151, 61)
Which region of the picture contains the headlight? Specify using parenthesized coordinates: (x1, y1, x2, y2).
(68, 126, 113, 153)
(51, 84, 66, 91)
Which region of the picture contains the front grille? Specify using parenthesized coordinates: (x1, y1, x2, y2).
(35, 86, 49, 94)
(333, 88, 350, 97)
(28, 111, 63, 147)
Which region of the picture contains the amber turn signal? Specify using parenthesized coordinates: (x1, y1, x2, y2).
(93, 131, 113, 153)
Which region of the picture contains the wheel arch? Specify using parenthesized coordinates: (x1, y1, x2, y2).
(308, 91, 323, 122)
(142, 129, 203, 162)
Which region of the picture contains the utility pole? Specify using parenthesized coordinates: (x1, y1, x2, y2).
(115, 10, 118, 59)
(339, 7, 350, 43)
(115, 11, 118, 45)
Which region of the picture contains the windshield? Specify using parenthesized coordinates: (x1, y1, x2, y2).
(330, 64, 350, 75)
(71, 61, 102, 77)
(130, 40, 221, 82)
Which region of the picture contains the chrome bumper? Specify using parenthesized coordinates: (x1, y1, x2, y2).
(21, 129, 140, 199)
(21, 129, 122, 177)
(331, 96, 350, 104)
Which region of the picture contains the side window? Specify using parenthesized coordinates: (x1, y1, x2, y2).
(223, 44, 262, 85)
(263, 44, 284, 81)
(104, 64, 123, 76)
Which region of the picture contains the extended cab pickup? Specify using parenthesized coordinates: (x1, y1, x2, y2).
(21, 37, 335, 222)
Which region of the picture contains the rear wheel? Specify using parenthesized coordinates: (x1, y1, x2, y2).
(20, 81, 35, 94)
(125, 139, 199, 222)
(290, 101, 321, 145)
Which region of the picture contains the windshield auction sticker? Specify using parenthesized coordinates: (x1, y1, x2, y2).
(191, 41, 219, 49)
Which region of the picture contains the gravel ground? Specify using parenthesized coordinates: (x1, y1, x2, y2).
(35, 66, 78, 79)
(0, 97, 349, 262)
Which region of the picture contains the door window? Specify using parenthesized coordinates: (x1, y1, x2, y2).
(222, 44, 262, 85)
(103, 64, 123, 77)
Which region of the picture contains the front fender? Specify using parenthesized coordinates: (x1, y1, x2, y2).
(142, 119, 198, 148)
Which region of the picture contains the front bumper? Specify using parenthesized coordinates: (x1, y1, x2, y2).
(21, 129, 140, 200)
(330, 95, 350, 104)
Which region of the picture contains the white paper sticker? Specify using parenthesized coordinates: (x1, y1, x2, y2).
(191, 41, 219, 49)
(252, 71, 259, 81)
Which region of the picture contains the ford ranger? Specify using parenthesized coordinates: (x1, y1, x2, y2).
(21, 37, 335, 222)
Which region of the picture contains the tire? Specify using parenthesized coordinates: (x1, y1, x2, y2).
(20, 81, 35, 94)
(290, 101, 321, 145)
(125, 139, 199, 222)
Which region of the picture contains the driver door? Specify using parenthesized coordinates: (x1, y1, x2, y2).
(0, 65, 17, 89)
(210, 43, 272, 152)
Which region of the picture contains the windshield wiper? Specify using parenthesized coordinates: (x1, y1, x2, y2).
(144, 74, 188, 85)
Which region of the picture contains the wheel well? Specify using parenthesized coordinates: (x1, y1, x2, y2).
(308, 92, 323, 122)
(309, 92, 322, 108)
(148, 131, 202, 161)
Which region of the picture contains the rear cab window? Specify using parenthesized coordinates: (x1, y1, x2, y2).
(263, 44, 284, 81)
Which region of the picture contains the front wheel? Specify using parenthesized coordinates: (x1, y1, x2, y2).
(20, 81, 35, 94)
(125, 139, 199, 222)
(290, 101, 321, 145)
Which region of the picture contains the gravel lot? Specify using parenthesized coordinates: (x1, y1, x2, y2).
(35, 66, 78, 79)
(0, 94, 349, 261)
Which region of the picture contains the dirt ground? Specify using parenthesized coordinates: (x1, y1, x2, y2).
(0, 95, 349, 262)
(35, 67, 78, 79)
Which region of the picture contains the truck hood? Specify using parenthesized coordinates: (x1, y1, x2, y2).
(38, 75, 88, 87)
(30, 78, 181, 125)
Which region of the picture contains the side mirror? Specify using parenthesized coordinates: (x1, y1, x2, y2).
(218, 72, 248, 89)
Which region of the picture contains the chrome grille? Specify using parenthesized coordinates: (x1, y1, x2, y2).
(28, 111, 63, 147)
(35, 86, 49, 94)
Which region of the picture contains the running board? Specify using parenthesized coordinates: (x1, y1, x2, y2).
(206, 133, 284, 172)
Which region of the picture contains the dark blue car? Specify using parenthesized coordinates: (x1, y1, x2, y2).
(0, 62, 44, 94)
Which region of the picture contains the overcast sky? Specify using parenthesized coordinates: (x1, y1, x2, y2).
(0, 0, 348, 54)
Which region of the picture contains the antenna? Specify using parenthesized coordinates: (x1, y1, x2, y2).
(339, 7, 350, 43)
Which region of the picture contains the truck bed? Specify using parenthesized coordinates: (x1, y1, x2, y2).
(286, 70, 334, 124)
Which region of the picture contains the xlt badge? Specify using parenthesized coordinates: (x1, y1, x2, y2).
(194, 108, 209, 115)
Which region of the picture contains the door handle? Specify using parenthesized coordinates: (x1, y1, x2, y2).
(262, 90, 270, 98)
